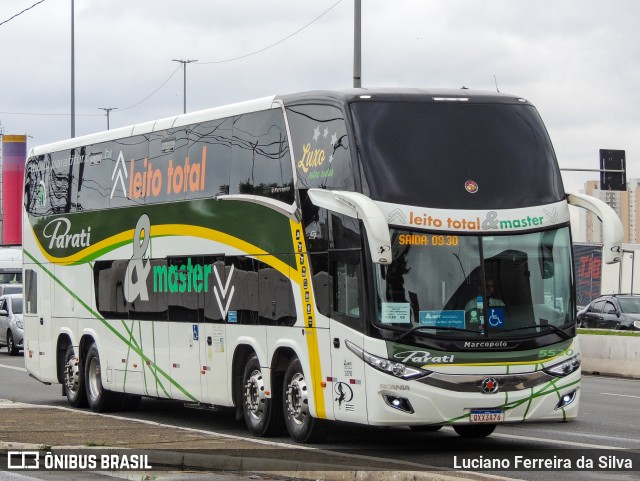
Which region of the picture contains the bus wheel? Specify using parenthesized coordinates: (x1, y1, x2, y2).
(453, 424, 496, 438)
(84, 343, 121, 412)
(7, 331, 19, 356)
(283, 357, 328, 443)
(63, 345, 87, 408)
(242, 353, 283, 436)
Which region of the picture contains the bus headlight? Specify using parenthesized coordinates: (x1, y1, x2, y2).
(543, 354, 581, 377)
(16, 320, 24, 329)
(345, 340, 431, 380)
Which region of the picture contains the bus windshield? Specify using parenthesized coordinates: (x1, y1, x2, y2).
(350, 100, 564, 210)
(374, 227, 574, 340)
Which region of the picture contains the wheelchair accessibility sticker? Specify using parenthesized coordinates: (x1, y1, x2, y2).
(487, 307, 505, 328)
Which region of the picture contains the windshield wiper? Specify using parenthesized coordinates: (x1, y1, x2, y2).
(395, 325, 479, 343)
(499, 323, 571, 340)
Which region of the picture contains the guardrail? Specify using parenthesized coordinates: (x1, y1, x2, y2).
(578, 333, 640, 378)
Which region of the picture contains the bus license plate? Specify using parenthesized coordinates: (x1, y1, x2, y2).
(470, 409, 504, 423)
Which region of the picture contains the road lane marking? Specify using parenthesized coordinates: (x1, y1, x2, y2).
(601, 392, 640, 399)
(486, 429, 638, 449)
(0, 363, 27, 372)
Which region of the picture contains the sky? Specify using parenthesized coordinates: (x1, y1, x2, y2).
(1, 0, 639, 241)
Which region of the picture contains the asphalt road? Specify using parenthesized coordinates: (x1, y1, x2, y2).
(1, 352, 639, 481)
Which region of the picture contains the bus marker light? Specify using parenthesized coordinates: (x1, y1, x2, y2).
(321, 381, 327, 388)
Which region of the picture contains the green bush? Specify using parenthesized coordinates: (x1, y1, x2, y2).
(577, 328, 640, 337)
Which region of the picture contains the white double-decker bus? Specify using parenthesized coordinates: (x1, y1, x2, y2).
(23, 89, 622, 442)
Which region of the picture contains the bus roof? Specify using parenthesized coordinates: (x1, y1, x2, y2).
(29, 95, 277, 157)
(276, 88, 531, 106)
(28, 88, 531, 157)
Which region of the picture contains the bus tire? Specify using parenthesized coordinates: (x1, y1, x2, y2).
(63, 344, 87, 408)
(283, 357, 329, 443)
(84, 343, 121, 413)
(242, 353, 284, 437)
(7, 331, 19, 356)
(453, 424, 496, 438)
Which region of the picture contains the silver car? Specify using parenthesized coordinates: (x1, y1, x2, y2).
(0, 294, 23, 355)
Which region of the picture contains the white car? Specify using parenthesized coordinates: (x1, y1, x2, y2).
(0, 294, 23, 355)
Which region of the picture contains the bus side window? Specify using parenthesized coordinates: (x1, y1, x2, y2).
(189, 118, 233, 197)
(49, 149, 78, 214)
(111, 135, 150, 208)
(231, 110, 294, 204)
(24, 155, 48, 216)
(78, 142, 118, 211)
(329, 213, 362, 331)
(226, 256, 259, 325)
(285, 104, 354, 191)
(24, 269, 38, 313)
(149, 128, 190, 203)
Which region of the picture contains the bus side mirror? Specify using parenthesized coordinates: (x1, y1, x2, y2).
(567, 193, 623, 264)
(307, 189, 392, 264)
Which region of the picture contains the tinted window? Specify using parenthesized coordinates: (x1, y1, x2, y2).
(603, 301, 616, 315)
(286, 104, 354, 191)
(25, 155, 47, 215)
(76, 142, 114, 211)
(231, 110, 294, 204)
(49, 149, 77, 214)
(351, 101, 564, 209)
(148, 128, 191, 204)
(111, 135, 150, 208)
(24, 270, 37, 313)
(591, 300, 605, 313)
(189, 117, 233, 197)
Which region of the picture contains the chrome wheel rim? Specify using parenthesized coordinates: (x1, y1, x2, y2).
(244, 369, 266, 422)
(286, 372, 309, 425)
(65, 354, 80, 395)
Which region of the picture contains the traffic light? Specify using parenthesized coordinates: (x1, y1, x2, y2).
(600, 149, 626, 191)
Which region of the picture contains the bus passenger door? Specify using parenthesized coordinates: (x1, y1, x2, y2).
(328, 250, 368, 424)
(23, 266, 54, 382)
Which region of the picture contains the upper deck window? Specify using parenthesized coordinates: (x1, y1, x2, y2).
(350, 101, 564, 209)
(286, 104, 354, 191)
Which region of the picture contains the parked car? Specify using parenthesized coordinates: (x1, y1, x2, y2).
(0, 294, 23, 355)
(577, 294, 640, 331)
(0, 283, 22, 296)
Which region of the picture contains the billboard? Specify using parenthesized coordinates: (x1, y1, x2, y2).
(1, 134, 26, 245)
(573, 243, 602, 307)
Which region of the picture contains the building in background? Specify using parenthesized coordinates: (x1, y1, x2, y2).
(0, 133, 27, 245)
(582, 178, 640, 244)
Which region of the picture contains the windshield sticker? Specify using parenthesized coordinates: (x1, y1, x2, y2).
(381, 302, 411, 324)
(419, 310, 465, 329)
(487, 307, 505, 328)
(297, 126, 341, 180)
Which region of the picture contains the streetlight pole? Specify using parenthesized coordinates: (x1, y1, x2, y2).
(353, 0, 361, 88)
(98, 107, 118, 130)
(71, 0, 75, 137)
(172, 59, 197, 114)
